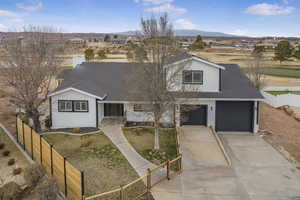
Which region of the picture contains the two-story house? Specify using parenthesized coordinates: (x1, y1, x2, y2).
(48, 52, 263, 133)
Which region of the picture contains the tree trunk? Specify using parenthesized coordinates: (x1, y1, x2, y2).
(32, 114, 41, 132)
(27, 108, 41, 132)
(154, 122, 160, 150)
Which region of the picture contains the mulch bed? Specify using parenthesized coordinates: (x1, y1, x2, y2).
(45, 127, 99, 134)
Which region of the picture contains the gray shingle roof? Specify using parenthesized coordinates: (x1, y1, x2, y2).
(51, 61, 263, 101)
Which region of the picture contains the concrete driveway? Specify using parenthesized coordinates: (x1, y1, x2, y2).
(152, 127, 300, 200)
(221, 133, 300, 200)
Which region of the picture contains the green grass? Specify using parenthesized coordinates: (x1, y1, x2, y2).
(123, 127, 178, 164)
(244, 67, 300, 78)
(43, 132, 145, 198)
(261, 67, 300, 78)
(266, 91, 300, 96)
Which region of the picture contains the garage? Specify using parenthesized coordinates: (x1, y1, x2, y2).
(180, 105, 207, 126)
(216, 101, 254, 132)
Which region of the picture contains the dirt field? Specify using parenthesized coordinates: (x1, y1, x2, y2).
(0, 95, 16, 135)
(0, 128, 29, 187)
(260, 103, 300, 166)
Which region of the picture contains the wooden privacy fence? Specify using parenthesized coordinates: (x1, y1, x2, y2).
(83, 154, 182, 200)
(16, 117, 84, 200)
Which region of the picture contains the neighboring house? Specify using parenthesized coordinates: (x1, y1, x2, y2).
(48, 52, 263, 133)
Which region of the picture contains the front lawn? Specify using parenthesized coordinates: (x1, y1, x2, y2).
(123, 127, 178, 164)
(43, 132, 145, 198)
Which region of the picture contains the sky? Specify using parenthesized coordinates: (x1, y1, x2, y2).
(0, 0, 300, 37)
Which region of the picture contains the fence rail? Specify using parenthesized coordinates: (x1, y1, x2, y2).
(83, 154, 182, 200)
(16, 117, 84, 200)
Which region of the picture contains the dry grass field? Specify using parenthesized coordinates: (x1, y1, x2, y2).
(190, 48, 300, 86)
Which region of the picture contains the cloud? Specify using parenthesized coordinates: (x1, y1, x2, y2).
(0, 10, 20, 17)
(245, 3, 294, 15)
(175, 19, 196, 29)
(0, 24, 8, 31)
(145, 3, 186, 15)
(134, 0, 173, 5)
(7, 18, 23, 23)
(16, 1, 43, 11)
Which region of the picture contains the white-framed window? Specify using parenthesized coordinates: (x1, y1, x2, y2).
(133, 104, 151, 112)
(183, 70, 203, 84)
(74, 101, 89, 112)
(58, 100, 73, 112)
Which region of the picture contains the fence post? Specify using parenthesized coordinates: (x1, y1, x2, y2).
(50, 145, 53, 175)
(16, 116, 19, 144)
(179, 154, 182, 173)
(147, 168, 151, 191)
(167, 160, 170, 180)
(81, 171, 85, 199)
(22, 121, 25, 149)
(40, 135, 43, 164)
(63, 157, 67, 197)
(120, 185, 124, 200)
(30, 127, 33, 160)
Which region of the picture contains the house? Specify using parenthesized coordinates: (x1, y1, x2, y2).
(48, 52, 263, 133)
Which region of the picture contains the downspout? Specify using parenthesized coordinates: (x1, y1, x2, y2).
(96, 99, 99, 128)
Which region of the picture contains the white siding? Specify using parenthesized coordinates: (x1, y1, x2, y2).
(51, 90, 97, 129)
(125, 103, 173, 124)
(167, 60, 220, 92)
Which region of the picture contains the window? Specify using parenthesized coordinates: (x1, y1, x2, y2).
(58, 100, 72, 112)
(183, 70, 203, 84)
(133, 104, 151, 112)
(74, 101, 88, 112)
(58, 100, 89, 112)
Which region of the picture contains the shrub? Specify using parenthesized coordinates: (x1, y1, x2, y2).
(8, 158, 15, 166)
(0, 182, 22, 200)
(0, 143, 5, 149)
(3, 150, 10, 157)
(24, 164, 45, 188)
(13, 168, 22, 175)
(44, 116, 52, 130)
(36, 177, 59, 200)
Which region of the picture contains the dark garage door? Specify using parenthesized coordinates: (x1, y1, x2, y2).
(180, 105, 207, 126)
(216, 101, 254, 132)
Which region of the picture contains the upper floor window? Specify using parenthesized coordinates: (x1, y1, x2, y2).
(183, 70, 203, 85)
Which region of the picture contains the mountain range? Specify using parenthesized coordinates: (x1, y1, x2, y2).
(117, 29, 240, 37)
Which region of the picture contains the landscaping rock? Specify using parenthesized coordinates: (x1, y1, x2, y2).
(0, 182, 22, 200)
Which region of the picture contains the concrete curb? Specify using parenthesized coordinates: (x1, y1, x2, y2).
(0, 123, 34, 164)
(210, 127, 232, 166)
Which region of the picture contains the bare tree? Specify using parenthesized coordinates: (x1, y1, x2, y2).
(0, 26, 65, 132)
(245, 51, 266, 90)
(126, 14, 189, 149)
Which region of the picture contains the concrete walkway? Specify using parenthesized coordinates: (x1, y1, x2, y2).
(101, 124, 156, 177)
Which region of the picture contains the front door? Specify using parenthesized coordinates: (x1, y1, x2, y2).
(104, 103, 124, 117)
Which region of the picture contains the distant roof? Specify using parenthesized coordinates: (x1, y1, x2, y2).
(50, 59, 263, 101)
